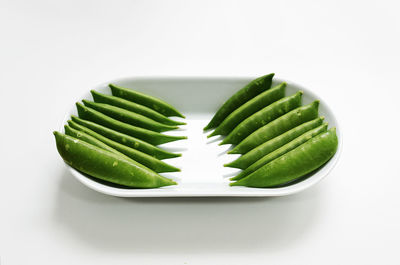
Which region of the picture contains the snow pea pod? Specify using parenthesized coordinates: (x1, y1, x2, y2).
(204, 73, 274, 131)
(82, 99, 178, 132)
(229, 101, 319, 154)
(110, 83, 185, 118)
(231, 128, 338, 188)
(53, 132, 176, 188)
(70, 115, 180, 159)
(91, 90, 185, 126)
(221, 91, 303, 145)
(64, 125, 175, 176)
(231, 123, 328, 180)
(65, 124, 121, 154)
(225, 117, 324, 169)
(76, 103, 187, 146)
(208, 82, 286, 137)
(68, 121, 180, 173)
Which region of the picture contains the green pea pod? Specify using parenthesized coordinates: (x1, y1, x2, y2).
(231, 123, 328, 181)
(65, 124, 122, 155)
(229, 101, 319, 154)
(82, 99, 178, 132)
(208, 82, 286, 137)
(221, 91, 303, 145)
(204, 73, 274, 131)
(70, 115, 180, 159)
(91, 90, 185, 126)
(110, 84, 185, 118)
(64, 124, 175, 178)
(54, 131, 176, 188)
(68, 121, 180, 173)
(76, 103, 187, 146)
(225, 117, 325, 169)
(231, 128, 338, 188)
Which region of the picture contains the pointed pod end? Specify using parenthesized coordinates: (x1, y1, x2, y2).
(229, 176, 240, 181)
(227, 149, 240, 154)
(207, 132, 216, 138)
(229, 181, 240, 186)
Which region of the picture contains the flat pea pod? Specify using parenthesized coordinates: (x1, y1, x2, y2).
(91, 90, 185, 126)
(64, 125, 154, 170)
(221, 91, 303, 145)
(231, 123, 328, 181)
(53, 131, 176, 188)
(65, 124, 122, 155)
(208, 82, 286, 137)
(225, 117, 324, 169)
(76, 103, 187, 146)
(70, 115, 180, 159)
(82, 99, 178, 132)
(229, 101, 319, 154)
(64, 125, 172, 177)
(110, 83, 185, 118)
(231, 128, 338, 188)
(68, 121, 180, 173)
(204, 73, 274, 131)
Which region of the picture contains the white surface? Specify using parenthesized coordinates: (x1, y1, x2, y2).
(0, 0, 399, 264)
(65, 77, 342, 197)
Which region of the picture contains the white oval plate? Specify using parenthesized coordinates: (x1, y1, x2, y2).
(61, 77, 342, 197)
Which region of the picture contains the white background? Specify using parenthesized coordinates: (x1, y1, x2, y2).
(1, 0, 399, 264)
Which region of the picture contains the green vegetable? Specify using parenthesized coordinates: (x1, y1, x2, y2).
(208, 82, 286, 137)
(225, 117, 324, 169)
(110, 83, 185, 118)
(54, 131, 176, 188)
(203, 73, 274, 131)
(91, 90, 185, 126)
(82, 99, 178, 132)
(221, 91, 303, 145)
(231, 128, 338, 187)
(64, 124, 121, 155)
(68, 121, 180, 173)
(229, 101, 319, 154)
(231, 123, 328, 180)
(76, 103, 187, 145)
(70, 115, 180, 159)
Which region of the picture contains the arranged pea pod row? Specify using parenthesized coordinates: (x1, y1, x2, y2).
(54, 84, 186, 188)
(205, 74, 338, 188)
